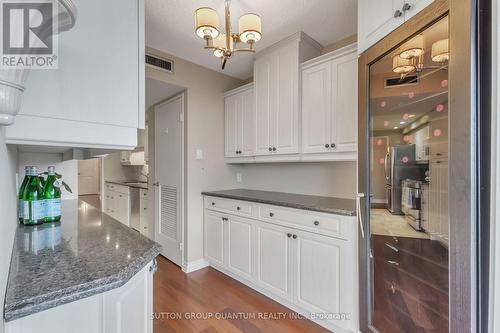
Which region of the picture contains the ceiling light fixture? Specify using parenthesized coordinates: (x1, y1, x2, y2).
(392, 56, 416, 77)
(399, 35, 425, 59)
(431, 38, 449, 63)
(194, 0, 262, 70)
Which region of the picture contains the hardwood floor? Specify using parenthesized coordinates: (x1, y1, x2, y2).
(153, 256, 330, 333)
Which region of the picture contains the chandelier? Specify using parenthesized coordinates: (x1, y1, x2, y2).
(392, 36, 449, 79)
(194, 0, 262, 69)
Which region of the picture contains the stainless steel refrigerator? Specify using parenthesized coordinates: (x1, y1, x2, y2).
(384, 144, 426, 214)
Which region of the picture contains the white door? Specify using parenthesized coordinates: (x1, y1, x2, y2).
(226, 216, 253, 280)
(301, 61, 332, 154)
(154, 94, 184, 266)
(331, 54, 358, 152)
(204, 211, 225, 267)
(240, 88, 255, 156)
(255, 221, 292, 300)
(273, 44, 299, 154)
(78, 159, 101, 195)
(224, 95, 239, 158)
(293, 231, 351, 330)
(254, 53, 273, 155)
(358, 0, 405, 53)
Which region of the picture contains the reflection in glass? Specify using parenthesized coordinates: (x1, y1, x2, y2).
(369, 17, 449, 332)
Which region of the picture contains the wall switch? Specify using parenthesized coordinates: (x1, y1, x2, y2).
(195, 149, 203, 160)
(236, 173, 242, 183)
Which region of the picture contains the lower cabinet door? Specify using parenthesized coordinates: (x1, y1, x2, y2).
(255, 221, 292, 300)
(293, 231, 353, 330)
(204, 211, 225, 267)
(227, 216, 254, 280)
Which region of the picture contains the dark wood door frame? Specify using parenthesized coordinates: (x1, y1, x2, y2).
(357, 0, 483, 332)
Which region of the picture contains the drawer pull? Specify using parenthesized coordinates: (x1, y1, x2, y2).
(269, 212, 274, 217)
(287, 233, 292, 238)
(313, 221, 320, 226)
(387, 260, 400, 266)
(292, 234, 297, 239)
(211, 202, 215, 206)
(385, 243, 399, 253)
(237, 206, 241, 211)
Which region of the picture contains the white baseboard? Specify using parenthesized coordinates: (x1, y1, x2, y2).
(182, 259, 209, 273)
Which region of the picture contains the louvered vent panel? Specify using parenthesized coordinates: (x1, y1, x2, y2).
(146, 54, 173, 73)
(160, 185, 177, 240)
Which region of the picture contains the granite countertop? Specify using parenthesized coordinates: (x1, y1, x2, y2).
(106, 180, 148, 189)
(201, 189, 356, 216)
(4, 200, 161, 322)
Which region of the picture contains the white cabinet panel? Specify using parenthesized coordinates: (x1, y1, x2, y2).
(204, 212, 225, 266)
(331, 53, 358, 152)
(224, 84, 255, 158)
(6, 0, 144, 150)
(301, 62, 331, 153)
(255, 222, 291, 300)
(225, 95, 239, 158)
(240, 87, 255, 156)
(227, 216, 253, 279)
(254, 54, 274, 156)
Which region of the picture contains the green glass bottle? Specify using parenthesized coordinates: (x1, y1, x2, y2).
(43, 166, 61, 222)
(18, 166, 31, 223)
(22, 167, 45, 225)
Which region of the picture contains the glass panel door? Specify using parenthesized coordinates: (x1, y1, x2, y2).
(368, 17, 449, 332)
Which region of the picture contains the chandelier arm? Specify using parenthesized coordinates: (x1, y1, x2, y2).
(232, 48, 256, 53)
(225, 0, 231, 51)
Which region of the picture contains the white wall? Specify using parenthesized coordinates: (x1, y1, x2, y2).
(0, 129, 18, 333)
(146, 48, 244, 265)
(17, 152, 78, 200)
(102, 152, 147, 182)
(239, 162, 357, 198)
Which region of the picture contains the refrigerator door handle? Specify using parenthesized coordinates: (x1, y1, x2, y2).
(384, 153, 390, 182)
(357, 193, 366, 238)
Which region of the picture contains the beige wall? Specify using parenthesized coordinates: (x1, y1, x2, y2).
(146, 48, 244, 264)
(0, 129, 18, 333)
(239, 162, 356, 198)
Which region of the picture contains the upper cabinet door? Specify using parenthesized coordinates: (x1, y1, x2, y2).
(273, 43, 299, 155)
(254, 53, 274, 156)
(358, 0, 404, 53)
(6, 0, 144, 150)
(240, 87, 255, 156)
(224, 95, 239, 158)
(301, 62, 332, 154)
(331, 53, 358, 153)
(402, 0, 435, 21)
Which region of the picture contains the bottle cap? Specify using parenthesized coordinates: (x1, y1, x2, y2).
(48, 166, 55, 175)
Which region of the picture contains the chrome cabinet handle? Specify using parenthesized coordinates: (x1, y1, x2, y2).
(313, 221, 320, 226)
(402, 3, 411, 11)
(394, 9, 403, 17)
(292, 234, 297, 239)
(387, 260, 400, 266)
(356, 193, 365, 238)
(325, 144, 330, 148)
(287, 233, 292, 238)
(269, 212, 274, 217)
(385, 243, 399, 253)
(331, 143, 336, 148)
(236, 206, 241, 211)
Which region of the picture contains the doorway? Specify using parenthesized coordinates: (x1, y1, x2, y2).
(153, 93, 185, 267)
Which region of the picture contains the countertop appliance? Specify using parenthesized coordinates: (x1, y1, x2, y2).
(384, 144, 427, 214)
(401, 179, 426, 231)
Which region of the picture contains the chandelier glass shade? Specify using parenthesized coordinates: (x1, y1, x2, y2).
(431, 38, 449, 63)
(194, 0, 262, 69)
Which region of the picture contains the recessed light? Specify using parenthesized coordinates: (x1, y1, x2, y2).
(408, 114, 415, 118)
(393, 126, 399, 129)
(400, 121, 405, 125)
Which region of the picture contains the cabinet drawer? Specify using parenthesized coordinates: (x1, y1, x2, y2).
(205, 197, 252, 217)
(258, 205, 347, 239)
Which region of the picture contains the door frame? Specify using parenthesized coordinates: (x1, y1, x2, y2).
(357, 0, 484, 331)
(153, 92, 186, 268)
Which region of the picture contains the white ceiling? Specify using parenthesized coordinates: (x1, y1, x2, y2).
(146, 0, 357, 79)
(146, 78, 185, 109)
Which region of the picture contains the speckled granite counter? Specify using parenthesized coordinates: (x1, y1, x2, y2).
(202, 189, 356, 216)
(106, 180, 148, 189)
(4, 200, 161, 322)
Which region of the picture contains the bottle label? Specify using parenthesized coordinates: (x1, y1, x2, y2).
(24, 200, 46, 221)
(46, 198, 62, 218)
(18, 199, 24, 219)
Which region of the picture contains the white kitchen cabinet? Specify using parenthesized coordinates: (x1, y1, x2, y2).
(358, 0, 434, 53)
(204, 211, 225, 267)
(105, 183, 131, 226)
(5, 0, 145, 150)
(414, 125, 430, 162)
(139, 189, 150, 237)
(428, 158, 449, 247)
(224, 83, 254, 159)
(5, 262, 154, 333)
(254, 32, 321, 156)
(203, 195, 358, 332)
(120, 150, 146, 166)
(255, 221, 292, 300)
(301, 44, 358, 159)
